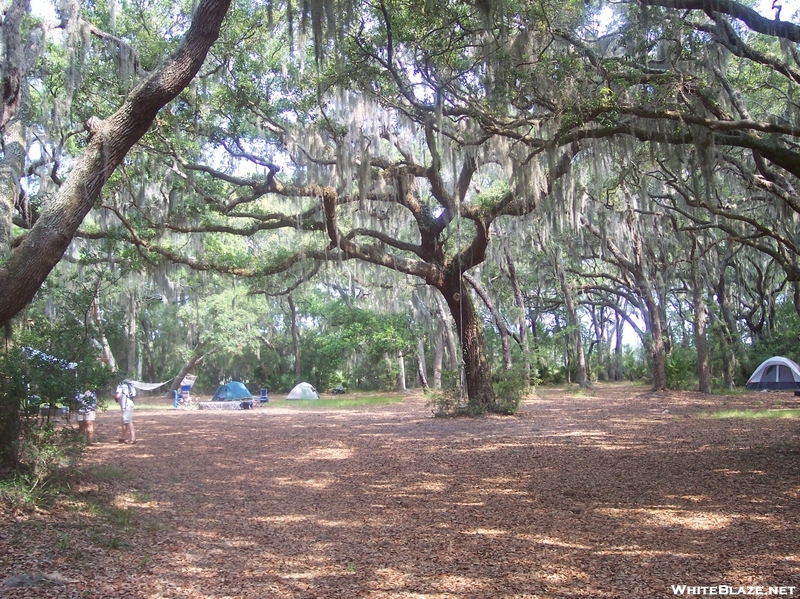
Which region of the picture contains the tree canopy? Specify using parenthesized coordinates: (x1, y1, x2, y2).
(1, 0, 800, 424)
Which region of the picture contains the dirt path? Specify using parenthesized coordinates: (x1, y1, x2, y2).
(2, 383, 800, 598)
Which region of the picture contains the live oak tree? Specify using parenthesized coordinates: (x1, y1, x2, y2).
(96, 0, 585, 410)
(4, 0, 800, 410)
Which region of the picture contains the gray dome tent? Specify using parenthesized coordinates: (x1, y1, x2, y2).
(286, 382, 319, 399)
(745, 357, 800, 390)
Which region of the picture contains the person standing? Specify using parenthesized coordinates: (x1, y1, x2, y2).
(114, 381, 136, 444)
(74, 390, 97, 444)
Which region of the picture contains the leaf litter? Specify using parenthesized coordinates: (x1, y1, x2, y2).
(1, 383, 799, 598)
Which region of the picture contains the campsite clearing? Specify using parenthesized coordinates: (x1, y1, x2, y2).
(2, 383, 799, 598)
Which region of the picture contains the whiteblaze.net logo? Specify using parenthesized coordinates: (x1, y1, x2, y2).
(672, 586, 797, 596)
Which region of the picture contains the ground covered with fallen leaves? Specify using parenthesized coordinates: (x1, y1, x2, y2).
(2, 383, 800, 598)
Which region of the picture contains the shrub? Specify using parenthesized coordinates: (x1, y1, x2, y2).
(665, 346, 697, 391)
(490, 369, 528, 415)
(428, 369, 527, 417)
(0, 423, 85, 510)
(427, 371, 469, 417)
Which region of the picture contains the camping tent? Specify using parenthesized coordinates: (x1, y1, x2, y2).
(286, 382, 319, 399)
(745, 357, 800, 390)
(212, 381, 254, 401)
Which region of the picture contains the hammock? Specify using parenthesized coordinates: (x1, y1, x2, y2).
(130, 375, 196, 392)
(130, 379, 173, 391)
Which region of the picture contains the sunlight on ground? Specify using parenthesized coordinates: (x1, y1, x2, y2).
(299, 446, 354, 460)
(516, 534, 593, 550)
(704, 409, 800, 419)
(406, 479, 447, 492)
(595, 507, 733, 530)
(462, 528, 507, 536)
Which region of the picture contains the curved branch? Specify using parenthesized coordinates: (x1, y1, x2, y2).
(637, 0, 800, 42)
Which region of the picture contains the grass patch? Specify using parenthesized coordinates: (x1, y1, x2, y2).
(269, 394, 403, 409)
(704, 408, 800, 419)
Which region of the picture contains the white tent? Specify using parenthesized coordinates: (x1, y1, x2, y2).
(286, 382, 319, 399)
(746, 356, 800, 390)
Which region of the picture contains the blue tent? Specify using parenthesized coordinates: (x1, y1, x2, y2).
(212, 381, 253, 401)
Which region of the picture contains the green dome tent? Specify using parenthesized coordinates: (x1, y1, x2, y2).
(212, 381, 254, 401)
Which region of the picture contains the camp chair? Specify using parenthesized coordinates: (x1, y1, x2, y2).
(259, 388, 269, 403)
(174, 388, 198, 410)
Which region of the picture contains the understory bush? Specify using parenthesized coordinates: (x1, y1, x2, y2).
(0, 423, 85, 510)
(490, 368, 528, 415)
(428, 369, 527, 417)
(665, 346, 697, 390)
(427, 371, 471, 417)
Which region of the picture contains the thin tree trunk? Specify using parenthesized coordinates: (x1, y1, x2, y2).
(126, 292, 138, 376)
(398, 351, 406, 391)
(141, 312, 157, 382)
(692, 241, 711, 393)
(614, 313, 624, 381)
(794, 280, 800, 320)
(288, 294, 301, 384)
(416, 337, 429, 390)
(644, 295, 667, 391)
(91, 295, 117, 371)
(504, 248, 531, 385)
(554, 248, 587, 387)
(714, 258, 738, 389)
(432, 330, 444, 390)
(434, 291, 459, 371)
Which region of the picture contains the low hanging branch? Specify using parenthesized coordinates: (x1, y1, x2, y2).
(0, 0, 233, 328)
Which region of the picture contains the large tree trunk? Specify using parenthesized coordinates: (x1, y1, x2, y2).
(0, 0, 233, 328)
(0, 0, 33, 261)
(438, 282, 495, 410)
